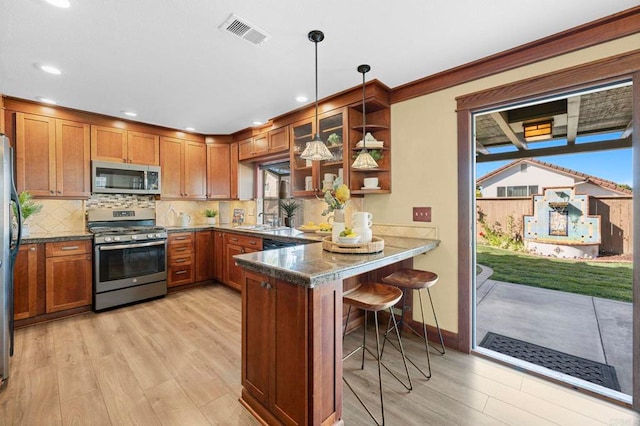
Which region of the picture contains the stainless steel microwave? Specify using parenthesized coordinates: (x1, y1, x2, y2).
(92, 161, 161, 195)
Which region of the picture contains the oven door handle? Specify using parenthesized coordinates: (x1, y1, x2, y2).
(98, 240, 166, 251)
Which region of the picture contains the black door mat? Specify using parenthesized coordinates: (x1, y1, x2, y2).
(479, 332, 620, 391)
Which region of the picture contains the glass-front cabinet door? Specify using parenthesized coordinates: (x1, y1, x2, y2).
(318, 109, 346, 192)
(290, 109, 347, 197)
(290, 119, 315, 196)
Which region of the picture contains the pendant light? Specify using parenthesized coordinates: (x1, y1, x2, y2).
(351, 64, 379, 169)
(300, 30, 334, 161)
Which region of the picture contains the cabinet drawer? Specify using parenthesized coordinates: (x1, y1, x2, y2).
(225, 233, 262, 250)
(169, 232, 194, 245)
(169, 254, 193, 267)
(45, 240, 91, 257)
(169, 244, 193, 257)
(168, 265, 194, 286)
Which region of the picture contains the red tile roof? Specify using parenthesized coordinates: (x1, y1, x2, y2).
(476, 158, 631, 195)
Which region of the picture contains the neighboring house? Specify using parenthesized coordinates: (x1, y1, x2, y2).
(477, 158, 631, 198)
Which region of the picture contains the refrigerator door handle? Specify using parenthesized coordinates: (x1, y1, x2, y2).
(8, 151, 21, 358)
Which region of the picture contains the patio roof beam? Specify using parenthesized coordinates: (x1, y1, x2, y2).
(621, 119, 633, 138)
(476, 135, 631, 163)
(490, 111, 529, 151)
(566, 95, 581, 145)
(476, 141, 490, 155)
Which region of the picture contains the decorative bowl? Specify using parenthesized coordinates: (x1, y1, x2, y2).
(337, 235, 361, 244)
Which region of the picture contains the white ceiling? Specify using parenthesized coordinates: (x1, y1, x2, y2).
(1, 0, 637, 135)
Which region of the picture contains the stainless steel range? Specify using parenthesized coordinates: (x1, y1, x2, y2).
(88, 208, 167, 311)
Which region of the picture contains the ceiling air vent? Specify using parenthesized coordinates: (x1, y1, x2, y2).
(219, 13, 271, 46)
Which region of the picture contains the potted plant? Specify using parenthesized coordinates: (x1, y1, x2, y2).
(13, 191, 43, 237)
(279, 199, 300, 228)
(204, 208, 218, 225)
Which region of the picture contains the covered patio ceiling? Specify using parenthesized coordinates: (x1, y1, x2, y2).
(475, 83, 633, 162)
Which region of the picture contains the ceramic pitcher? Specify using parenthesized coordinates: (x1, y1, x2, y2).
(179, 212, 192, 227)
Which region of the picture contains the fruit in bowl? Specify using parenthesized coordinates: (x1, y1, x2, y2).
(337, 228, 360, 243)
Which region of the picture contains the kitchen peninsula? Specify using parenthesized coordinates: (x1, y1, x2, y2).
(234, 236, 439, 425)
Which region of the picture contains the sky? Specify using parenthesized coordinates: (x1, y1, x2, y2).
(476, 135, 633, 187)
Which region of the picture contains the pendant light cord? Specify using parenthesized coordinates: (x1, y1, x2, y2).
(362, 69, 366, 149)
(315, 39, 319, 139)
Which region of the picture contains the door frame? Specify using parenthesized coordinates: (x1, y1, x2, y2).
(456, 50, 640, 409)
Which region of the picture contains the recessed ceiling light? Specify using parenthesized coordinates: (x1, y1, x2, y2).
(185, 127, 196, 132)
(36, 96, 57, 105)
(44, 0, 71, 8)
(253, 121, 263, 126)
(39, 64, 62, 75)
(121, 111, 137, 117)
(296, 96, 308, 103)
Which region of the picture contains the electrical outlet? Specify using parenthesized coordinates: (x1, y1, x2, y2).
(413, 207, 431, 222)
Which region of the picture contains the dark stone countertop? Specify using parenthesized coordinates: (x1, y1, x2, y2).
(234, 236, 440, 288)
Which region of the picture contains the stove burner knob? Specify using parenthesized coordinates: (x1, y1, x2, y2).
(148, 233, 155, 238)
(114, 236, 121, 241)
(104, 237, 112, 242)
(131, 235, 138, 240)
(155, 233, 163, 238)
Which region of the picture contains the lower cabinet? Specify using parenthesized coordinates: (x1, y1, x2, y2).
(195, 230, 215, 282)
(168, 232, 195, 287)
(242, 270, 307, 424)
(213, 231, 224, 281)
(45, 240, 92, 313)
(224, 233, 262, 291)
(14, 244, 39, 320)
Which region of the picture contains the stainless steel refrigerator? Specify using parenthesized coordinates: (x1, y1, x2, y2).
(0, 134, 22, 387)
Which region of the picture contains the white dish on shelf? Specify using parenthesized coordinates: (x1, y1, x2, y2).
(355, 141, 384, 148)
(361, 186, 381, 190)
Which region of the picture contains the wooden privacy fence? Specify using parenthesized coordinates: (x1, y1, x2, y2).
(476, 196, 633, 255)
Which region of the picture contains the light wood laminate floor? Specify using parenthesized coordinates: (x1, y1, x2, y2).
(0, 284, 638, 425)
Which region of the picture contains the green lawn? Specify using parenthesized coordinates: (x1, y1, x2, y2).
(476, 245, 633, 302)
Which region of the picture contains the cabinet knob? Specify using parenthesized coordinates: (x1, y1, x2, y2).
(57, 191, 62, 194)
(29, 247, 36, 251)
(50, 190, 55, 194)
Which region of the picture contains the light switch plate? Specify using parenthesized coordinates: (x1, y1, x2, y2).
(413, 207, 431, 222)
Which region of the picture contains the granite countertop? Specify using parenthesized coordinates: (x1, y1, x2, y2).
(166, 224, 324, 243)
(22, 231, 94, 244)
(234, 236, 440, 288)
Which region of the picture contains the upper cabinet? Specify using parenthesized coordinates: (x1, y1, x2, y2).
(160, 136, 206, 200)
(348, 102, 391, 194)
(91, 125, 159, 166)
(206, 143, 232, 199)
(290, 109, 346, 197)
(16, 112, 90, 197)
(238, 126, 289, 161)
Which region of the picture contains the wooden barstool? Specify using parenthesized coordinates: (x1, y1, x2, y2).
(343, 282, 412, 426)
(381, 269, 445, 379)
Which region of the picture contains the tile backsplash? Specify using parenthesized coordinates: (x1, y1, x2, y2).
(86, 194, 156, 209)
(26, 199, 85, 234)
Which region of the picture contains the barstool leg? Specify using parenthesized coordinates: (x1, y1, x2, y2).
(416, 290, 433, 378)
(361, 311, 368, 369)
(426, 288, 446, 355)
(374, 312, 385, 426)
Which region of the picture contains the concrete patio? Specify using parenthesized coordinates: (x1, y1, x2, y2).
(476, 265, 632, 395)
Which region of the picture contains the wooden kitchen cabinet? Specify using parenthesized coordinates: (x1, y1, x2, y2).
(206, 143, 231, 199)
(213, 231, 224, 281)
(241, 270, 311, 425)
(90, 125, 160, 166)
(348, 101, 391, 194)
(45, 240, 92, 313)
(230, 143, 239, 200)
(195, 230, 215, 282)
(290, 109, 346, 197)
(13, 244, 39, 320)
(15, 113, 90, 197)
(160, 137, 206, 200)
(238, 127, 289, 161)
(223, 233, 262, 291)
(168, 232, 195, 287)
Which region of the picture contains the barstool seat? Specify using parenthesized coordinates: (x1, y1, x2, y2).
(342, 282, 412, 426)
(382, 268, 445, 380)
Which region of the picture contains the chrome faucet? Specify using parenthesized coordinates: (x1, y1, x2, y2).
(258, 212, 278, 226)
